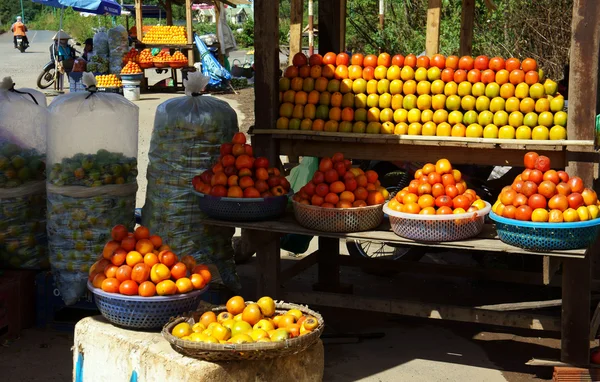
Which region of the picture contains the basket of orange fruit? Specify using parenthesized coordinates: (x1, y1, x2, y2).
(383, 159, 491, 242)
(162, 295, 324, 361)
(292, 153, 387, 232)
(193, 133, 292, 222)
(153, 50, 172, 68)
(170, 51, 189, 68)
(87, 225, 210, 329)
(490, 152, 600, 252)
(138, 49, 154, 69)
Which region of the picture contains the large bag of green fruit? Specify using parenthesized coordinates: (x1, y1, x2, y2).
(47, 73, 139, 305)
(142, 72, 241, 292)
(0, 77, 49, 270)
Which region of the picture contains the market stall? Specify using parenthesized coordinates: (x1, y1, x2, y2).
(193, 0, 600, 368)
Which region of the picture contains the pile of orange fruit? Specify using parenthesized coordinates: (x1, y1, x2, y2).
(95, 74, 122, 88)
(142, 25, 187, 45)
(139, 49, 153, 64)
(171, 51, 188, 63)
(122, 48, 139, 64)
(194, 133, 291, 198)
(293, 153, 387, 208)
(121, 61, 142, 75)
(170, 295, 320, 344)
(493, 152, 600, 222)
(153, 50, 172, 63)
(388, 159, 486, 214)
(89, 225, 211, 297)
(278, 52, 566, 141)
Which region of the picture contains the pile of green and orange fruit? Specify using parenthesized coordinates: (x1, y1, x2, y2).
(278, 52, 566, 140)
(493, 152, 600, 222)
(171, 295, 320, 344)
(89, 224, 211, 297)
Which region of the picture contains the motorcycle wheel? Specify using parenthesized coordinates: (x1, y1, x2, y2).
(37, 68, 56, 89)
(346, 240, 410, 275)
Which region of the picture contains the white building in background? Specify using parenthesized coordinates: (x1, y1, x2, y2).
(193, 3, 253, 25)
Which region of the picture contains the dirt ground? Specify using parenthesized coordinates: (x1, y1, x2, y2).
(220, 87, 256, 134)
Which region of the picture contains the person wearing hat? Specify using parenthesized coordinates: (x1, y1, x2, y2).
(53, 30, 76, 91)
(11, 16, 28, 49)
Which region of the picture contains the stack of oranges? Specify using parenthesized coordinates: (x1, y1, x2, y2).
(153, 50, 172, 63)
(122, 48, 139, 64)
(171, 51, 188, 63)
(139, 49, 153, 64)
(388, 159, 486, 214)
(141, 25, 187, 45)
(95, 74, 122, 88)
(121, 61, 142, 75)
(89, 225, 211, 297)
(293, 153, 387, 208)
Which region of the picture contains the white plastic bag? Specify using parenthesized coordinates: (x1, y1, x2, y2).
(0, 77, 49, 269)
(108, 25, 128, 74)
(93, 28, 109, 57)
(142, 73, 241, 292)
(47, 73, 139, 304)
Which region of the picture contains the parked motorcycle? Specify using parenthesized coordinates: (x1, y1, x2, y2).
(37, 41, 80, 89)
(15, 36, 28, 53)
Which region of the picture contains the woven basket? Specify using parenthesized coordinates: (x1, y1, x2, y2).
(193, 190, 289, 222)
(292, 199, 384, 232)
(162, 301, 324, 361)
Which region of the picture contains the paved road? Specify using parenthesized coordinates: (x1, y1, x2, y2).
(0, 30, 55, 89)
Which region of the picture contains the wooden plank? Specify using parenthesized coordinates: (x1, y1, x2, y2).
(544, 256, 563, 285)
(561, 255, 592, 366)
(459, 0, 475, 56)
(196, 215, 588, 259)
(589, 302, 600, 340)
(280, 250, 319, 282)
(289, 0, 303, 67)
(526, 359, 573, 367)
(318, 0, 345, 53)
(253, 1, 279, 132)
(135, 0, 143, 43)
(285, 291, 562, 331)
(475, 299, 562, 312)
(252, 229, 282, 299)
(426, 0, 442, 56)
(185, 0, 193, 64)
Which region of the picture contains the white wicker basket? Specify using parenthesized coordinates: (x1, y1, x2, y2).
(292, 200, 384, 232)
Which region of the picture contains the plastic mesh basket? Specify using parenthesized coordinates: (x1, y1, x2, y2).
(292, 200, 384, 232)
(384, 202, 491, 242)
(88, 281, 208, 329)
(489, 211, 600, 252)
(193, 191, 289, 221)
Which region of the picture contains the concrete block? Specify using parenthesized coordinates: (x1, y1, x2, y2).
(73, 316, 324, 382)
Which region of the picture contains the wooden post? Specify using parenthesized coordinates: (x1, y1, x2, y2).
(135, 0, 143, 44)
(253, 0, 280, 162)
(378, 0, 384, 53)
(214, 2, 224, 65)
(313, 237, 352, 294)
(253, 230, 282, 299)
(459, 0, 475, 56)
(289, 0, 303, 66)
(318, 0, 346, 54)
(562, 2, 600, 364)
(166, 0, 173, 25)
(185, 0, 193, 65)
(426, 0, 442, 56)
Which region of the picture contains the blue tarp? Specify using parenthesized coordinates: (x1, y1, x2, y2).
(194, 34, 231, 89)
(31, 0, 121, 15)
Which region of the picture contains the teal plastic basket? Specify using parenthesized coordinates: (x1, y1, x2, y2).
(88, 281, 208, 329)
(489, 211, 600, 252)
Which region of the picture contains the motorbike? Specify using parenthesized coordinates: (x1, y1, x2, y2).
(15, 36, 28, 53)
(37, 41, 80, 89)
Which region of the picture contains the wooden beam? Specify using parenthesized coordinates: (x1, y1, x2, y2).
(318, 0, 346, 54)
(253, 1, 279, 136)
(252, 229, 283, 299)
(314, 237, 352, 294)
(426, 0, 442, 56)
(135, 0, 143, 44)
(289, 0, 303, 67)
(285, 291, 562, 332)
(543, 256, 562, 285)
(475, 299, 562, 312)
(166, 0, 173, 25)
(185, 0, 193, 65)
(459, 0, 475, 56)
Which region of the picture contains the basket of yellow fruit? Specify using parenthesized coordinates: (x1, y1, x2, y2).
(170, 51, 189, 69)
(162, 295, 325, 361)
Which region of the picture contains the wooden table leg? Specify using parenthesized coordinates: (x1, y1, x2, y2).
(561, 255, 592, 366)
(252, 229, 282, 299)
(313, 237, 353, 294)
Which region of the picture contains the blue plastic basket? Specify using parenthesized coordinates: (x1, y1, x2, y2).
(88, 282, 208, 329)
(489, 211, 600, 252)
(193, 190, 289, 221)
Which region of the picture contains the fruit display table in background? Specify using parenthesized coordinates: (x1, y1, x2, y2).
(73, 316, 324, 382)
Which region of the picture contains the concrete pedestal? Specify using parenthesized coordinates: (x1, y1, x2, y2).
(73, 316, 324, 382)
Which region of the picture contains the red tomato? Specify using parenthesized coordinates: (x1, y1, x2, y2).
(523, 152, 539, 169)
(515, 205, 533, 221)
(534, 155, 551, 172)
(527, 194, 547, 209)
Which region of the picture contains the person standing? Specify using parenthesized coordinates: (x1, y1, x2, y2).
(11, 16, 28, 49)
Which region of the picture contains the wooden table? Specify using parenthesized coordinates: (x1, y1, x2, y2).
(201, 213, 596, 366)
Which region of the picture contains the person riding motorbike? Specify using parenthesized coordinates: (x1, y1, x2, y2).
(11, 16, 28, 49)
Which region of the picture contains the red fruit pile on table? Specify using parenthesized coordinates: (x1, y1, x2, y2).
(193, 133, 291, 198)
(493, 152, 600, 222)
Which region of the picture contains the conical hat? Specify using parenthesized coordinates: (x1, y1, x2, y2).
(53, 30, 71, 40)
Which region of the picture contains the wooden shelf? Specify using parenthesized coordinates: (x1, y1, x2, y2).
(137, 43, 194, 49)
(251, 129, 597, 167)
(198, 214, 587, 259)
